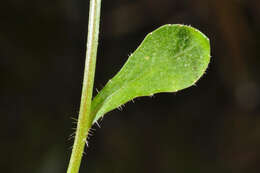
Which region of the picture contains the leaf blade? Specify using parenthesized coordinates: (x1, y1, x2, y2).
(90, 24, 210, 123)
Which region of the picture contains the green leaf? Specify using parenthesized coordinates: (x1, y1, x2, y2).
(90, 24, 210, 123)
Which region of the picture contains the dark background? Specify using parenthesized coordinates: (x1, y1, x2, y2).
(1, 0, 260, 172)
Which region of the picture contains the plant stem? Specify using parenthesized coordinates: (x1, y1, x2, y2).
(67, 0, 102, 173)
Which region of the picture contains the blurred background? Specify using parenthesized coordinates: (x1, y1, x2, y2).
(1, 0, 260, 172)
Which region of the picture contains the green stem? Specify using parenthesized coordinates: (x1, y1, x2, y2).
(67, 0, 102, 173)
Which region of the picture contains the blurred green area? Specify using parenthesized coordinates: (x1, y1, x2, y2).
(1, 0, 260, 172)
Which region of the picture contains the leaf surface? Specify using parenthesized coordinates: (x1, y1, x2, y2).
(90, 24, 210, 123)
